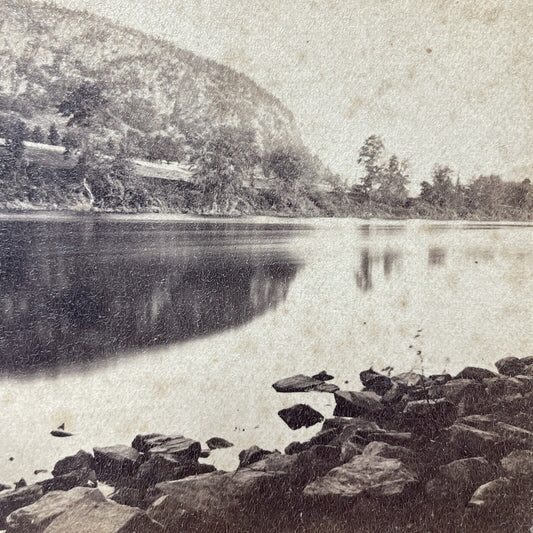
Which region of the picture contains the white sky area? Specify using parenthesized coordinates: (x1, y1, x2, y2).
(50, 0, 532, 191)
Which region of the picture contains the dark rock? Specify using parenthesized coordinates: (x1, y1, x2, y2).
(284, 442, 307, 455)
(14, 480, 26, 490)
(239, 445, 274, 467)
(5, 487, 105, 533)
(333, 390, 384, 418)
(38, 468, 97, 494)
(441, 423, 504, 459)
(429, 373, 452, 386)
(0, 485, 43, 528)
(304, 455, 418, 499)
(278, 404, 324, 430)
(359, 369, 393, 395)
(455, 366, 496, 381)
(199, 449, 210, 458)
(494, 422, 533, 451)
(514, 375, 533, 393)
(52, 450, 94, 477)
(110, 487, 146, 509)
(131, 433, 164, 453)
(430, 379, 488, 415)
(44, 498, 164, 533)
(321, 416, 382, 435)
(391, 372, 426, 389)
(0, 484, 11, 492)
(484, 376, 525, 397)
(306, 428, 340, 447)
(132, 434, 201, 463)
(93, 445, 140, 484)
(467, 477, 514, 512)
(403, 398, 458, 432)
(206, 437, 233, 450)
(495, 357, 524, 377)
(425, 457, 496, 505)
(366, 431, 413, 446)
(500, 449, 533, 479)
(362, 441, 417, 466)
(50, 430, 73, 438)
(33, 470, 47, 476)
(459, 414, 497, 432)
(380, 383, 408, 405)
(311, 371, 334, 381)
(272, 374, 339, 393)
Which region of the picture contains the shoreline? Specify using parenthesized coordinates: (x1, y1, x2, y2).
(1, 357, 532, 532)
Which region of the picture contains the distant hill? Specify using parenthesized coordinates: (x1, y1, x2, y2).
(0, 0, 303, 158)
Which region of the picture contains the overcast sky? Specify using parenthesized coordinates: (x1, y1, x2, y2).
(50, 0, 532, 190)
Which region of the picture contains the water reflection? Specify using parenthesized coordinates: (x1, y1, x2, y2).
(428, 247, 446, 267)
(0, 220, 300, 374)
(355, 248, 402, 291)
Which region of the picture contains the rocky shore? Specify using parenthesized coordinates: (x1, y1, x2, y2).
(1, 356, 532, 532)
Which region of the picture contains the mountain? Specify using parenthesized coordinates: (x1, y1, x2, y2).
(0, 0, 302, 157)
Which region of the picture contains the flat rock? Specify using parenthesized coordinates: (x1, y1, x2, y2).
(459, 414, 497, 432)
(52, 451, 94, 477)
(50, 430, 73, 438)
(140, 436, 201, 462)
(468, 477, 513, 512)
(311, 371, 334, 381)
(205, 437, 233, 450)
(303, 455, 417, 499)
(43, 499, 164, 533)
(278, 404, 324, 430)
(0, 485, 43, 528)
(403, 398, 458, 431)
(93, 445, 140, 484)
(500, 450, 533, 479)
(333, 390, 384, 418)
(272, 374, 338, 393)
(441, 423, 504, 459)
(362, 442, 417, 467)
(5, 487, 105, 533)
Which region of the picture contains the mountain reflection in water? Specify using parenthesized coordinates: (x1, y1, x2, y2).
(0, 219, 300, 374)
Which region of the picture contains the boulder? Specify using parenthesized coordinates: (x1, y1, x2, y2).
(43, 499, 164, 533)
(321, 417, 382, 435)
(441, 423, 504, 460)
(484, 376, 525, 397)
(304, 455, 417, 499)
(430, 379, 488, 415)
(362, 442, 417, 468)
(272, 374, 339, 393)
(5, 487, 105, 533)
(278, 404, 324, 430)
(425, 457, 496, 505)
(365, 431, 413, 447)
(93, 445, 140, 484)
(494, 422, 533, 451)
(359, 369, 392, 395)
(428, 374, 452, 386)
(38, 468, 97, 494)
(144, 436, 201, 462)
(311, 371, 334, 381)
(110, 487, 146, 509)
(403, 398, 458, 431)
(391, 372, 426, 389)
(0, 485, 43, 528)
(380, 383, 408, 405)
(333, 390, 384, 418)
(467, 477, 513, 512)
(455, 367, 496, 381)
(52, 451, 94, 477)
(500, 450, 533, 479)
(459, 414, 497, 432)
(495, 357, 524, 377)
(239, 446, 273, 468)
(205, 437, 233, 450)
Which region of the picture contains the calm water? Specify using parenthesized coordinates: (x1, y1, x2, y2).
(0, 214, 532, 481)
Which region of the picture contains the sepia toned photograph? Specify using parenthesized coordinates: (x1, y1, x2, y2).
(0, 0, 532, 531)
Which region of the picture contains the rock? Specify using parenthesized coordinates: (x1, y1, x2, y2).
(366, 431, 413, 446)
(0, 484, 11, 492)
(43, 498, 164, 532)
(380, 383, 408, 405)
(495, 357, 524, 377)
(239, 446, 273, 468)
(5, 487, 105, 533)
(459, 414, 497, 432)
(455, 366, 496, 381)
(391, 372, 426, 389)
(134, 454, 215, 488)
(425, 457, 496, 505)
(306, 428, 340, 447)
(304, 455, 418, 499)
(441, 423, 504, 460)
(0, 485, 43, 528)
(339, 441, 364, 463)
(14, 480, 26, 490)
(484, 376, 525, 397)
(359, 369, 392, 395)
(321, 417, 382, 435)
(52, 451, 94, 477)
(278, 404, 324, 430)
(362, 442, 417, 467)
(467, 477, 513, 512)
(284, 442, 306, 455)
(199, 449, 210, 458)
(110, 487, 146, 509)
(514, 375, 533, 393)
(494, 422, 533, 451)
(333, 390, 384, 418)
(147, 469, 288, 532)
(50, 430, 73, 438)
(34, 470, 47, 476)
(272, 374, 339, 393)
(311, 371, 334, 381)
(500, 450, 533, 479)
(403, 398, 458, 432)
(205, 437, 233, 450)
(38, 468, 97, 494)
(135, 435, 201, 462)
(93, 445, 140, 484)
(430, 379, 488, 416)
(429, 374, 452, 386)
(131, 433, 164, 454)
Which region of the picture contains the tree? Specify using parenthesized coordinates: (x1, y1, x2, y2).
(29, 126, 45, 144)
(48, 123, 60, 145)
(421, 165, 455, 208)
(58, 83, 106, 127)
(0, 119, 27, 187)
(376, 155, 409, 205)
(357, 135, 386, 200)
(264, 148, 306, 188)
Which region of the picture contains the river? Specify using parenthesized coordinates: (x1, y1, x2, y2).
(0, 213, 532, 482)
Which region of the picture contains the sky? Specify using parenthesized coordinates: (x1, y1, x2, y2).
(50, 0, 532, 190)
